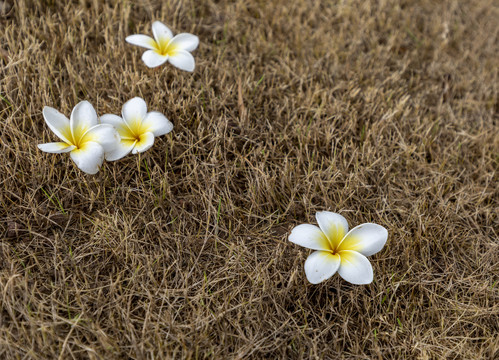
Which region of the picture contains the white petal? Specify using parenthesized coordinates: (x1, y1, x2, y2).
(168, 50, 195, 72)
(122, 97, 147, 132)
(38, 142, 75, 153)
(105, 139, 136, 161)
(81, 124, 120, 153)
(141, 50, 168, 68)
(304, 251, 341, 284)
(100, 114, 124, 128)
(169, 33, 199, 52)
(69, 141, 104, 175)
(337, 250, 373, 285)
(288, 224, 331, 251)
(70, 101, 98, 145)
(100, 114, 135, 140)
(125, 34, 157, 50)
(42, 106, 72, 144)
(315, 212, 349, 250)
(152, 21, 173, 44)
(131, 131, 155, 154)
(141, 111, 173, 136)
(337, 223, 388, 256)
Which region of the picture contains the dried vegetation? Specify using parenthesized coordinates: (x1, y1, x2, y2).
(0, 0, 498, 358)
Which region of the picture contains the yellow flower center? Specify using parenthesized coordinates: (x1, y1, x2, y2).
(116, 116, 152, 148)
(323, 225, 347, 253)
(155, 38, 178, 57)
(125, 117, 143, 140)
(67, 124, 92, 150)
(335, 234, 362, 253)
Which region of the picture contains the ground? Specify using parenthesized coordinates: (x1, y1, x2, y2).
(0, 0, 498, 359)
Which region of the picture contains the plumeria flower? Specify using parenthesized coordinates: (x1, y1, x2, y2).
(38, 101, 120, 175)
(100, 97, 173, 161)
(289, 212, 388, 285)
(125, 21, 199, 71)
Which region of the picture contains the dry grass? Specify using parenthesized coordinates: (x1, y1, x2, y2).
(1, 0, 498, 358)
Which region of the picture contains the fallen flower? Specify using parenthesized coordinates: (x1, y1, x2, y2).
(38, 101, 119, 174)
(289, 211, 388, 285)
(100, 97, 173, 160)
(126, 21, 199, 71)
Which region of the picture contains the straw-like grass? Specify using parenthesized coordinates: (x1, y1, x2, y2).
(1, 0, 497, 358)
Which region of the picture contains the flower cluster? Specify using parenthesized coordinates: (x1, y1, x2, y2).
(38, 20, 388, 287)
(38, 97, 173, 174)
(38, 21, 192, 174)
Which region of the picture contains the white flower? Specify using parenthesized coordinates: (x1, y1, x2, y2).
(100, 97, 173, 161)
(38, 101, 120, 175)
(126, 21, 199, 71)
(289, 212, 388, 285)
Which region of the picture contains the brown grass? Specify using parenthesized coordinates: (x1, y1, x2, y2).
(1, 0, 498, 358)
